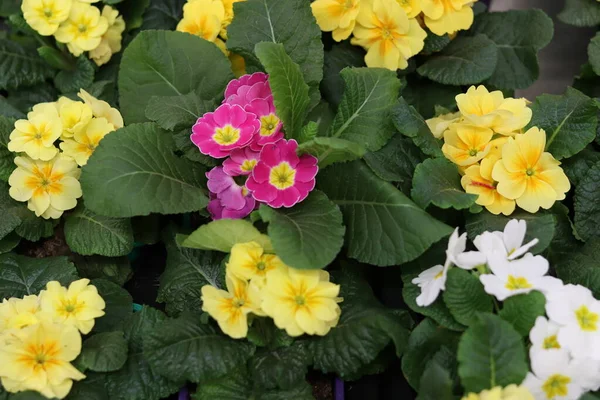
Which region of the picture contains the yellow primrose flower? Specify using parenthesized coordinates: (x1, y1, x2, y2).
(54, 2, 109, 57)
(351, 0, 427, 70)
(227, 241, 285, 285)
(0, 296, 41, 331)
(261, 267, 342, 337)
(461, 156, 515, 216)
(311, 0, 361, 42)
(60, 117, 114, 166)
(396, 0, 421, 18)
(219, 0, 245, 39)
(442, 124, 493, 166)
(462, 384, 534, 400)
(77, 89, 124, 129)
(492, 127, 571, 213)
(0, 321, 85, 399)
(455, 86, 532, 135)
(421, 0, 475, 36)
(8, 155, 81, 219)
(57, 97, 93, 139)
(21, 0, 72, 36)
(426, 111, 461, 139)
(177, 0, 225, 43)
(89, 6, 125, 67)
(8, 105, 61, 161)
(39, 279, 106, 335)
(201, 273, 263, 339)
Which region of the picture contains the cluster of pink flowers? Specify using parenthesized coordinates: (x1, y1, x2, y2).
(191, 73, 318, 220)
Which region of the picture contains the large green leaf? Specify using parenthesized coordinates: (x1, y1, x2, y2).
(255, 42, 310, 141)
(327, 68, 401, 152)
(393, 98, 442, 158)
(0, 0, 19, 16)
(528, 87, 597, 160)
(417, 35, 498, 86)
(574, 161, 600, 241)
(0, 254, 77, 299)
(321, 42, 365, 109)
(443, 269, 493, 326)
(499, 291, 546, 336)
(403, 76, 461, 119)
(80, 331, 128, 372)
(119, 30, 232, 124)
(145, 92, 217, 132)
(0, 183, 20, 241)
(555, 239, 600, 298)
(472, 9, 553, 89)
(106, 307, 181, 400)
(563, 147, 600, 186)
(0, 95, 25, 119)
(73, 255, 132, 286)
(589, 32, 600, 76)
(258, 191, 344, 270)
(297, 136, 366, 168)
(80, 123, 208, 217)
(179, 219, 272, 253)
(140, 0, 185, 30)
(0, 116, 15, 181)
(558, 0, 600, 27)
(416, 360, 454, 400)
(0, 232, 20, 255)
(64, 206, 134, 257)
(0, 40, 55, 90)
(457, 313, 528, 393)
(144, 312, 255, 382)
(411, 158, 477, 210)
(55, 56, 95, 94)
(227, 0, 323, 109)
(545, 204, 582, 266)
(249, 342, 311, 390)
(92, 279, 133, 333)
(67, 373, 109, 400)
(317, 161, 452, 266)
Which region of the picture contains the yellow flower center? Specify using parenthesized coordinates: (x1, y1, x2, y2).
(575, 305, 599, 331)
(542, 374, 570, 398)
(44, 8, 53, 18)
(256, 261, 266, 271)
(468, 149, 478, 157)
(232, 298, 245, 308)
(434, 270, 444, 279)
(59, 299, 83, 317)
(543, 335, 561, 349)
(26, 165, 65, 198)
(19, 341, 60, 372)
(269, 162, 296, 190)
(381, 27, 393, 40)
(504, 275, 532, 291)
(526, 168, 535, 177)
(241, 159, 257, 172)
(260, 114, 280, 137)
(213, 125, 241, 145)
(78, 24, 88, 33)
(295, 295, 306, 306)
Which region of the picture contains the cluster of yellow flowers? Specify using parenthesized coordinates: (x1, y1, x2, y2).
(426, 86, 570, 215)
(311, 0, 478, 70)
(176, 0, 246, 76)
(201, 241, 343, 339)
(7, 90, 123, 219)
(462, 385, 533, 400)
(0, 279, 106, 399)
(22, 0, 125, 66)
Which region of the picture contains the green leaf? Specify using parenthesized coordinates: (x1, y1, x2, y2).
(80, 123, 208, 217)
(402, 283, 465, 332)
(465, 210, 556, 255)
(55, 56, 94, 94)
(308, 270, 409, 377)
(457, 313, 528, 393)
(574, 162, 600, 241)
(321, 42, 365, 108)
(106, 307, 181, 400)
(589, 33, 600, 76)
(246, 318, 294, 349)
(140, 0, 185, 30)
(92, 279, 133, 333)
(317, 161, 452, 266)
(144, 312, 255, 382)
(249, 342, 311, 390)
(13, 208, 57, 241)
(0, 39, 55, 90)
(73, 255, 132, 286)
(0, 95, 25, 119)
(0, 0, 19, 17)
(67, 373, 109, 400)
(0, 232, 20, 254)
(327, 68, 401, 152)
(499, 291, 546, 336)
(403, 76, 461, 119)
(37, 46, 75, 71)
(119, 30, 232, 124)
(254, 42, 310, 141)
(6, 82, 57, 114)
(258, 191, 344, 270)
(0, 254, 77, 299)
(173, 128, 218, 166)
(393, 98, 442, 158)
(80, 331, 128, 372)
(422, 30, 451, 54)
(411, 158, 477, 210)
(472, 9, 553, 89)
(443, 269, 493, 326)
(417, 35, 498, 86)
(558, 0, 600, 27)
(145, 92, 217, 132)
(227, 0, 323, 109)
(563, 147, 600, 186)
(528, 87, 597, 160)
(64, 206, 134, 257)
(555, 239, 600, 298)
(297, 136, 366, 168)
(415, 360, 454, 400)
(120, 0, 150, 31)
(546, 204, 582, 266)
(180, 219, 272, 253)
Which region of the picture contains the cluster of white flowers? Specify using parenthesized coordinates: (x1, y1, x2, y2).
(413, 219, 600, 400)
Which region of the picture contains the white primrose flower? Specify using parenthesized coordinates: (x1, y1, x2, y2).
(479, 253, 562, 301)
(546, 284, 600, 360)
(445, 227, 487, 270)
(529, 316, 563, 354)
(474, 219, 539, 262)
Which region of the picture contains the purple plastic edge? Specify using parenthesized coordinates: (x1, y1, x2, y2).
(335, 377, 345, 400)
(178, 387, 189, 400)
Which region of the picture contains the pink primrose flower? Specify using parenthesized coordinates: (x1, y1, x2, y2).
(206, 166, 256, 220)
(222, 147, 260, 176)
(224, 72, 272, 107)
(245, 96, 283, 151)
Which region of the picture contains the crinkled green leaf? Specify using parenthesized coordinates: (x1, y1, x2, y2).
(555, 238, 600, 298)
(0, 39, 55, 90)
(416, 360, 454, 400)
(443, 269, 493, 326)
(321, 42, 365, 109)
(140, 0, 185, 30)
(0, 95, 25, 119)
(120, 0, 150, 31)
(499, 291, 546, 336)
(403, 76, 460, 120)
(67, 373, 109, 400)
(558, 0, 600, 27)
(55, 56, 95, 94)
(422, 30, 450, 54)
(80, 331, 128, 372)
(563, 147, 600, 186)
(258, 191, 344, 270)
(80, 123, 208, 217)
(393, 98, 442, 157)
(0, 232, 20, 254)
(574, 161, 600, 241)
(0, 0, 19, 17)
(92, 279, 133, 333)
(173, 128, 218, 166)
(249, 342, 311, 390)
(146, 92, 217, 132)
(589, 32, 600, 76)
(180, 219, 272, 253)
(73, 255, 132, 286)
(297, 136, 366, 168)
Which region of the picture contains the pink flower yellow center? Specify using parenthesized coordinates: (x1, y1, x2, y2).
(213, 125, 241, 145)
(575, 305, 599, 331)
(241, 159, 257, 172)
(269, 162, 296, 190)
(504, 275, 532, 291)
(260, 114, 280, 137)
(542, 374, 570, 398)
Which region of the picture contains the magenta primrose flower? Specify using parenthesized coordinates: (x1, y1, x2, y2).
(224, 72, 272, 107)
(223, 147, 260, 176)
(208, 193, 256, 220)
(245, 96, 283, 151)
(206, 166, 255, 220)
(246, 139, 318, 208)
(191, 103, 260, 158)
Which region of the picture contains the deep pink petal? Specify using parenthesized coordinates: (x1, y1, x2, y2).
(295, 157, 319, 183)
(259, 142, 282, 167)
(245, 98, 271, 117)
(280, 187, 301, 208)
(218, 184, 246, 210)
(246, 82, 272, 101)
(222, 157, 242, 176)
(252, 162, 271, 183)
(267, 192, 285, 208)
(253, 129, 283, 150)
(250, 182, 279, 203)
(229, 104, 250, 127)
(224, 73, 268, 99)
(294, 180, 316, 201)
